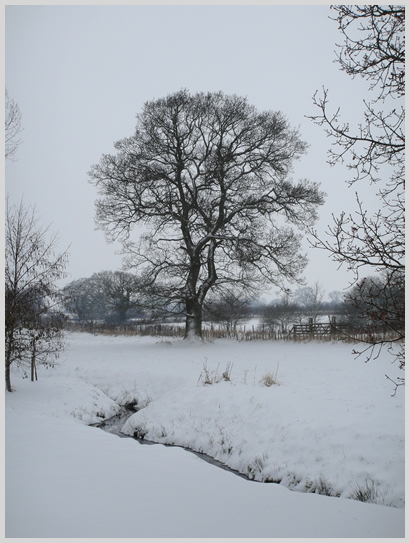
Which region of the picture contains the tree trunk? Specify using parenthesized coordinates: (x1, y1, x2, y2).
(31, 340, 36, 382)
(184, 254, 203, 339)
(185, 298, 202, 339)
(5, 362, 12, 392)
(118, 309, 127, 324)
(5, 332, 14, 392)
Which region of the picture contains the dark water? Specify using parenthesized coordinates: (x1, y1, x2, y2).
(90, 407, 253, 481)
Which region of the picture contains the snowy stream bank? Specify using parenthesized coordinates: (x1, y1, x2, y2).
(91, 405, 252, 481)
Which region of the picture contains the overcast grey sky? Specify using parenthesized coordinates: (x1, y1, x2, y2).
(5, 4, 379, 300)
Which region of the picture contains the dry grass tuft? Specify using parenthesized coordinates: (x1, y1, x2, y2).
(259, 362, 280, 387)
(197, 358, 234, 385)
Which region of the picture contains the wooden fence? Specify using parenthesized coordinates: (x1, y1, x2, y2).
(64, 319, 398, 343)
(290, 318, 349, 340)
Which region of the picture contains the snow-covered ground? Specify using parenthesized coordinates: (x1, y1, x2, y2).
(5, 332, 405, 537)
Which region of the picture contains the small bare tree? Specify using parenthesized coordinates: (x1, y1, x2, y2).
(328, 290, 343, 307)
(294, 281, 326, 324)
(5, 198, 69, 391)
(204, 288, 252, 334)
(262, 292, 298, 333)
(5, 88, 23, 161)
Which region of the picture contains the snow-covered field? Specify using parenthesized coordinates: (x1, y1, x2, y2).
(5, 332, 405, 538)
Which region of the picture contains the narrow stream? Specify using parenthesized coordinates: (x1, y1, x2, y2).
(90, 406, 255, 482)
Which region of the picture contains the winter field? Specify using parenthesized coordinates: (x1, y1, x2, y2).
(5, 331, 405, 538)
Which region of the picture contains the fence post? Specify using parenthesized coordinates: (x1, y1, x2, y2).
(330, 316, 336, 336)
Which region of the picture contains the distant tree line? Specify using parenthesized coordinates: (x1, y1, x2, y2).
(62, 272, 404, 343)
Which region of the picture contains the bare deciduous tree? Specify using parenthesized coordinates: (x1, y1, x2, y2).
(294, 281, 326, 324)
(63, 276, 107, 324)
(90, 90, 324, 338)
(204, 288, 252, 334)
(328, 290, 343, 307)
(5, 88, 23, 160)
(64, 270, 143, 324)
(98, 270, 143, 323)
(307, 6, 405, 378)
(262, 292, 298, 333)
(5, 198, 69, 392)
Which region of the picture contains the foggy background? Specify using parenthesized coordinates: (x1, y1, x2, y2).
(5, 4, 379, 300)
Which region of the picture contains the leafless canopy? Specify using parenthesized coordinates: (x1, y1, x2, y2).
(308, 5, 404, 278)
(90, 90, 324, 337)
(333, 5, 404, 100)
(5, 88, 23, 160)
(307, 5, 405, 378)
